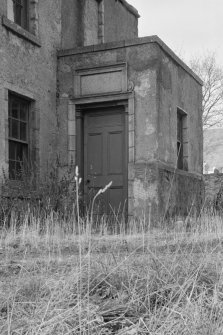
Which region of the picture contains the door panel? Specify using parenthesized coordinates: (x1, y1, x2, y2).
(108, 188, 125, 214)
(84, 108, 127, 218)
(87, 132, 103, 175)
(108, 131, 123, 175)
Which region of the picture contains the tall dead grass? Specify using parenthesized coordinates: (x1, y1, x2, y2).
(1, 209, 223, 334)
(1, 167, 223, 334)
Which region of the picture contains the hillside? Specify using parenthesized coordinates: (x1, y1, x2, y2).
(204, 128, 223, 172)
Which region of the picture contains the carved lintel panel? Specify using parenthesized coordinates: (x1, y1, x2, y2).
(74, 63, 128, 97)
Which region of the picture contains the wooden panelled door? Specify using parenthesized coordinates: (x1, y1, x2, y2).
(84, 106, 127, 219)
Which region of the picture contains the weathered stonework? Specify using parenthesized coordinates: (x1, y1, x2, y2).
(0, 0, 62, 178)
(0, 0, 203, 224)
(58, 36, 203, 223)
(159, 164, 204, 219)
(29, 0, 39, 36)
(98, 0, 105, 43)
(0, 0, 137, 177)
(103, 0, 138, 42)
(204, 173, 223, 205)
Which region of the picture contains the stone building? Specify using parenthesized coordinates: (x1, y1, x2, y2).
(0, 0, 203, 222)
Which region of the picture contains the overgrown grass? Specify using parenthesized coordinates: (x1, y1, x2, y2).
(1, 211, 223, 334)
(1, 165, 223, 334)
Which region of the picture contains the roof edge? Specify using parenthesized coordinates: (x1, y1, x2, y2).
(118, 0, 140, 18)
(152, 35, 203, 85)
(58, 35, 203, 85)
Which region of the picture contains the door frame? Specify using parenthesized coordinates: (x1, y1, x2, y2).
(68, 91, 135, 220)
(76, 101, 129, 216)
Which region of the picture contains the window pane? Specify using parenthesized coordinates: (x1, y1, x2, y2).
(15, 161, 22, 179)
(23, 145, 28, 166)
(177, 115, 182, 142)
(14, 4, 22, 26)
(23, 145, 28, 160)
(16, 161, 22, 173)
(20, 104, 28, 121)
(20, 122, 27, 141)
(12, 101, 19, 119)
(8, 94, 29, 180)
(9, 161, 16, 180)
(9, 141, 16, 160)
(8, 118, 12, 137)
(16, 142, 23, 161)
(9, 160, 22, 180)
(11, 119, 19, 139)
(21, 0, 28, 29)
(12, 0, 28, 30)
(15, 142, 28, 161)
(177, 141, 183, 170)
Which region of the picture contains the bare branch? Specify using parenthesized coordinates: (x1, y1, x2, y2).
(190, 53, 223, 128)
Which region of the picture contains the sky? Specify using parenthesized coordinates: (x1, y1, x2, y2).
(128, 0, 223, 66)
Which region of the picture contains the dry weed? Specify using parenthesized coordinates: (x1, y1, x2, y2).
(0, 213, 223, 334)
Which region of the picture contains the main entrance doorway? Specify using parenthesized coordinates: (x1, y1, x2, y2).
(82, 106, 127, 219)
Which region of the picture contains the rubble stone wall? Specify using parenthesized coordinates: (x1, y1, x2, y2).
(204, 173, 223, 203)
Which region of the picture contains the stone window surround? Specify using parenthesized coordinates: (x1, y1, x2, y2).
(66, 91, 135, 218)
(2, 0, 40, 47)
(97, 0, 104, 44)
(2, 85, 40, 179)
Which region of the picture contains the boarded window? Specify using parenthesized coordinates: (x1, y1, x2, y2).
(177, 109, 188, 170)
(8, 93, 29, 179)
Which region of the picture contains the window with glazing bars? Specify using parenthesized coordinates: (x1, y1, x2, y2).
(13, 0, 28, 29)
(8, 94, 29, 179)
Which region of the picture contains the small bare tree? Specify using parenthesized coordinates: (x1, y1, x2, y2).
(190, 54, 223, 128)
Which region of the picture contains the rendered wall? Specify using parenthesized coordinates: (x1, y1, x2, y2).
(61, 0, 99, 49)
(84, 0, 99, 46)
(58, 37, 203, 223)
(61, 0, 139, 49)
(104, 0, 138, 43)
(157, 49, 203, 174)
(0, 0, 138, 181)
(57, 42, 160, 163)
(156, 48, 203, 219)
(61, 0, 84, 49)
(58, 41, 162, 221)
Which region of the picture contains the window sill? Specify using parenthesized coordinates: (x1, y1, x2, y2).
(2, 16, 41, 47)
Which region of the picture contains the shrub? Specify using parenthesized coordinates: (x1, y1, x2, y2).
(0, 158, 79, 228)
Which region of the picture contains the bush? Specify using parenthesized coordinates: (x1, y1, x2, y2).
(0, 159, 79, 228)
